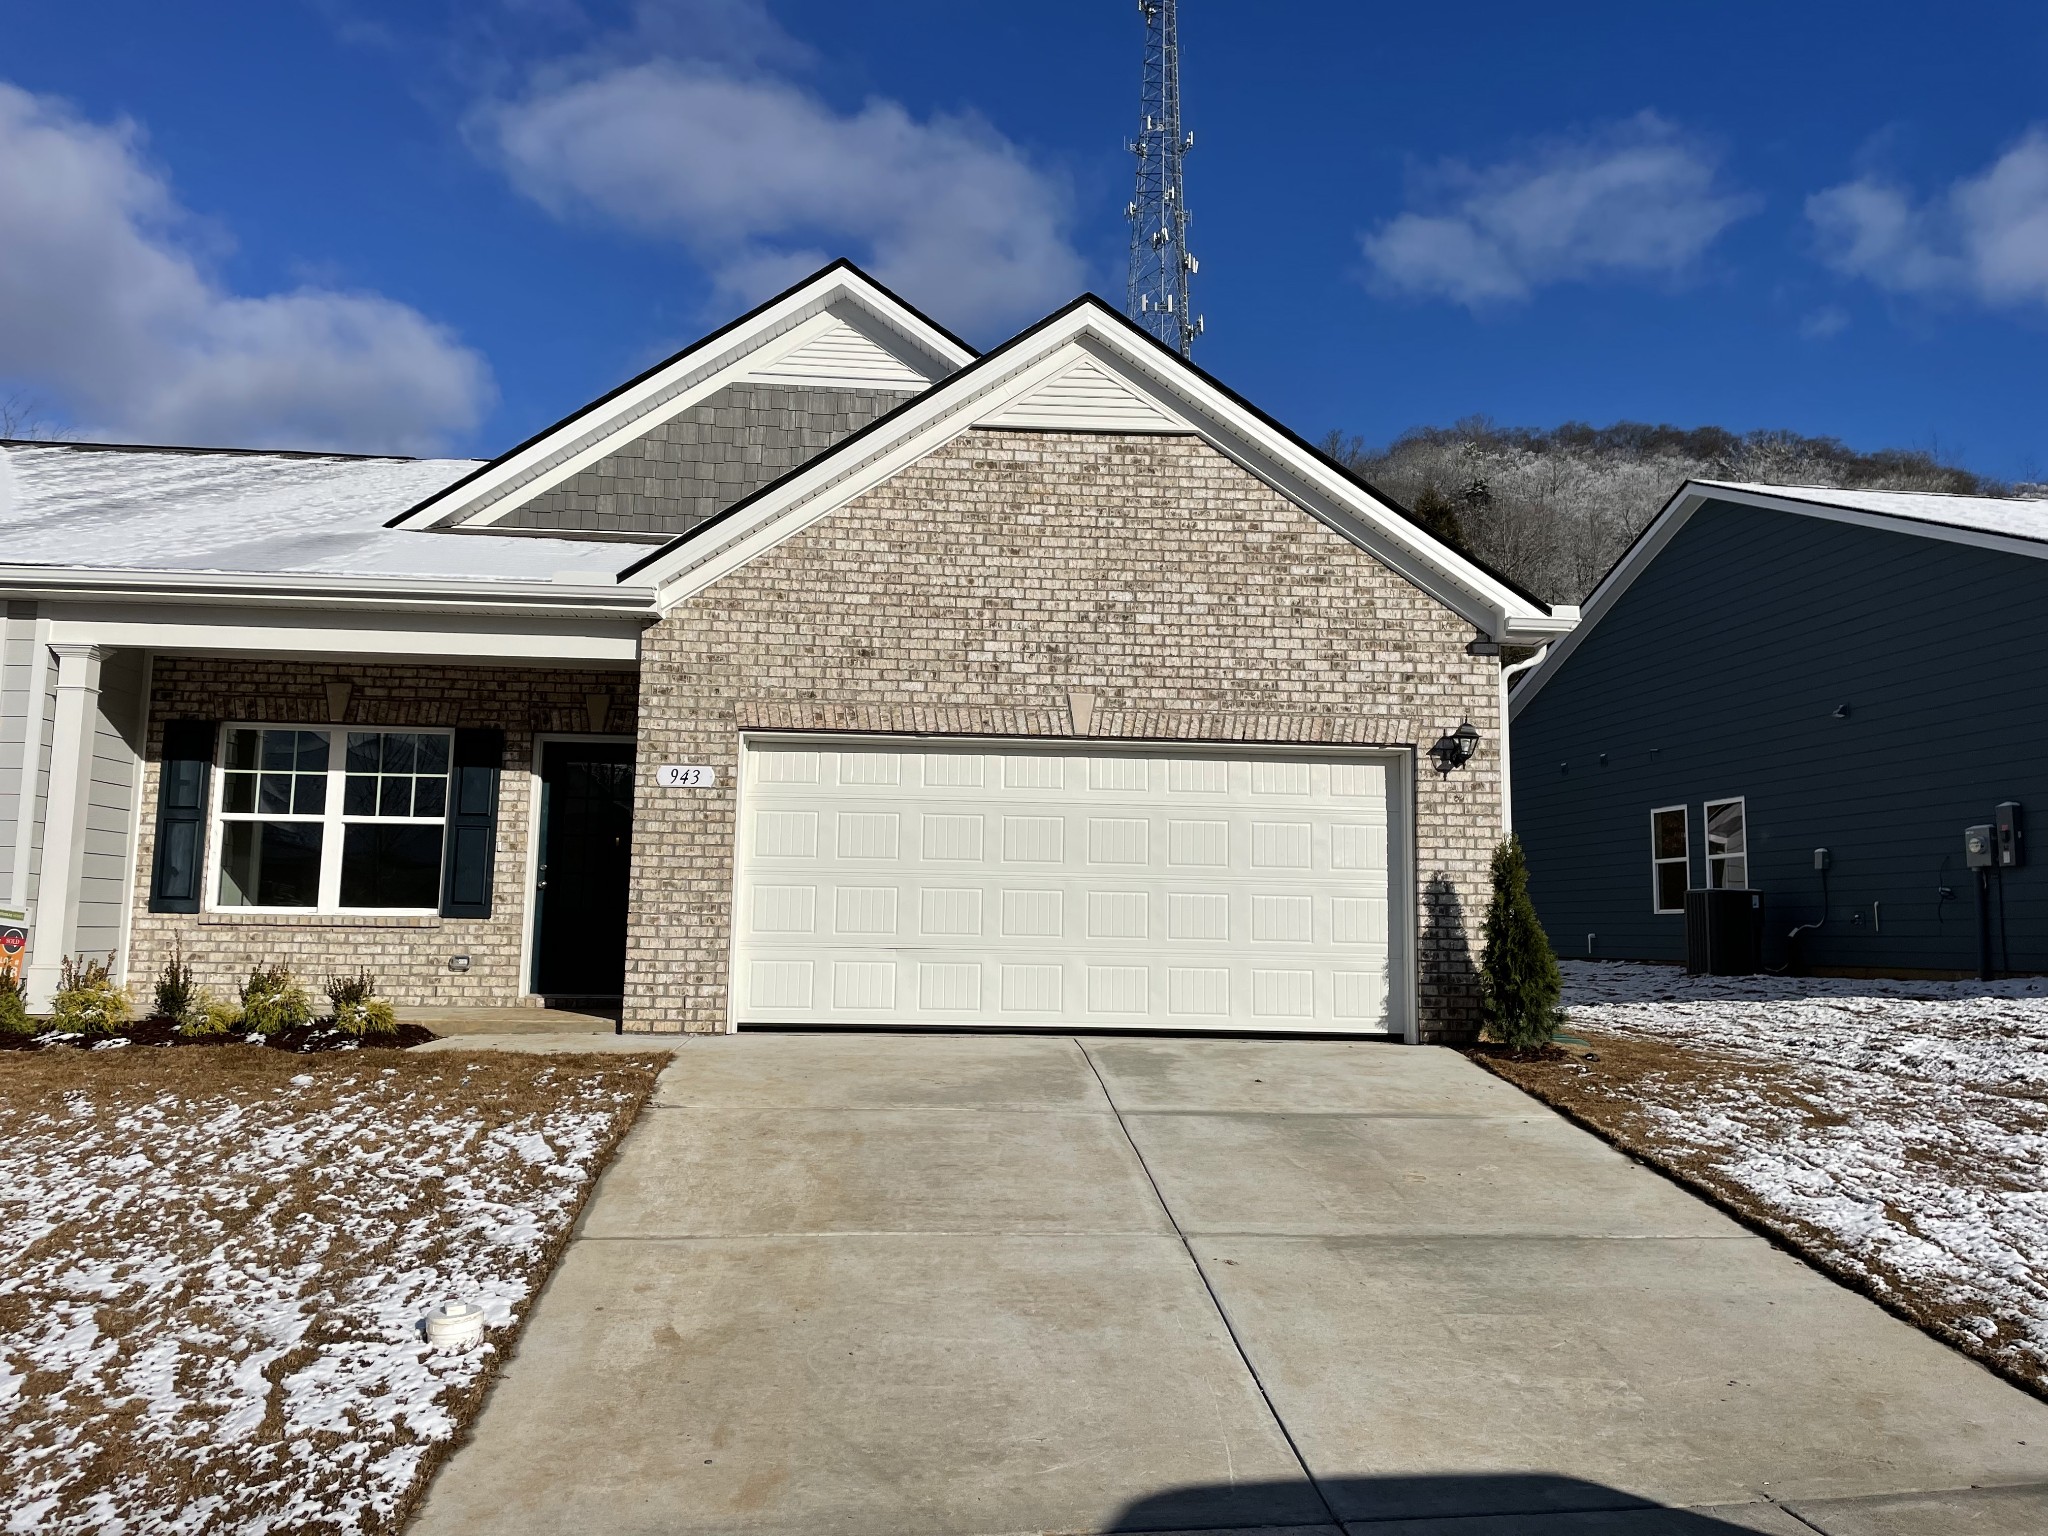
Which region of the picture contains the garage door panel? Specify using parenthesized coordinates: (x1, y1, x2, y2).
(734, 741, 1405, 1033)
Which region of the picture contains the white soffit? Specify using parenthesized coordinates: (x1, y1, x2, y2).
(745, 315, 932, 390)
(976, 354, 1188, 432)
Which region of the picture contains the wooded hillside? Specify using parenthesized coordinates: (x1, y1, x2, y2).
(1322, 419, 2013, 605)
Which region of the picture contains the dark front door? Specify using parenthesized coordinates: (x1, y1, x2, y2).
(533, 741, 635, 997)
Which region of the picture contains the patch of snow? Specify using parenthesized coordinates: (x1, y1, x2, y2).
(0, 1062, 646, 1534)
(1561, 960, 2048, 1386)
(0, 445, 638, 585)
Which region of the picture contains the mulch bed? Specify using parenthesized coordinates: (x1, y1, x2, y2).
(1, 1015, 439, 1052)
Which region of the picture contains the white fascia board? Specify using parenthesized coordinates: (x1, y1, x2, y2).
(394, 269, 974, 534)
(1507, 477, 2048, 719)
(639, 305, 1562, 640)
(42, 600, 643, 666)
(0, 563, 656, 617)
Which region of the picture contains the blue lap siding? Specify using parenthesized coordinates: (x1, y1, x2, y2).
(1511, 497, 2046, 974)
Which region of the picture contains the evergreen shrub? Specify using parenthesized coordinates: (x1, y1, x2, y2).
(51, 954, 131, 1036)
(240, 963, 313, 1037)
(0, 971, 30, 1036)
(326, 969, 398, 1038)
(1478, 836, 1563, 1050)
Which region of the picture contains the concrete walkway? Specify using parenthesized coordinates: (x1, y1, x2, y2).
(408, 1036, 2048, 1536)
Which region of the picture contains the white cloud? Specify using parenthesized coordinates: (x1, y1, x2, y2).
(1798, 305, 1850, 340)
(0, 82, 491, 453)
(1361, 114, 1755, 308)
(1808, 128, 2048, 308)
(475, 10, 1085, 334)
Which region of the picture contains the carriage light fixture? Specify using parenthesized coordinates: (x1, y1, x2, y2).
(1429, 720, 1481, 776)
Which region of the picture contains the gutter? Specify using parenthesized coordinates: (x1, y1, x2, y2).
(1498, 645, 1549, 834)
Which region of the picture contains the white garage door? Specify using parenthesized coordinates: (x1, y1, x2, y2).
(730, 738, 1405, 1034)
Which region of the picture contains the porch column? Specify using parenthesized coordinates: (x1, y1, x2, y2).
(26, 644, 102, 1005)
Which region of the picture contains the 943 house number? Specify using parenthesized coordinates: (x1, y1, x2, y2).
(656, 764, 718, 788)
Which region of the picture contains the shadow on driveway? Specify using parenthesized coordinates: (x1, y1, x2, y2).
(1110, 1471, 1801, 1531)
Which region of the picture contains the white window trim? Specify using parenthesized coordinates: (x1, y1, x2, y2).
(1703, 795, 1749, 891)
(1650, 803, 1688, 914)
(205, 723, 455, 917)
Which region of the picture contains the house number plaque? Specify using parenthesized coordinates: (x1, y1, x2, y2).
(656, 764, 718, 787)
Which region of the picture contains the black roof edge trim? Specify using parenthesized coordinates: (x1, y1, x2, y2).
(0, 437, 422, 463)
(384, 258, 978, 531)
(620, 292, 1552, 616)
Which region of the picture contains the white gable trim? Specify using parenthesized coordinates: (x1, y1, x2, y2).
(626, 303, 1569, 644)
(389, 265, 973, 535)
(1509, 480, 2048, 718)
(977, 354, 1188, 433)
(746, 314, 933, 389)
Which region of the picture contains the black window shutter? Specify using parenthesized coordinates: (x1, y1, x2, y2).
(441, 727, 503, 919)
(149, 719, 217, 913)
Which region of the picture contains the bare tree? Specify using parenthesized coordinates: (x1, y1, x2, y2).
(1324, 419, 2005, 605)
(0, 391, 63, 442)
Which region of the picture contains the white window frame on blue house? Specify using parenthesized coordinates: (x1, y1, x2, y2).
(1704, 796, 1748, 891)
(1650, 804, 1689, 913)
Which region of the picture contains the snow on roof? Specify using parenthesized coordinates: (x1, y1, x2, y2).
(0, 443, 637, 585)
(1702, 480, 2048, 546)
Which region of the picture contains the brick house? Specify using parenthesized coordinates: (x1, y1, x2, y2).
(0, 264, 1572, 1042)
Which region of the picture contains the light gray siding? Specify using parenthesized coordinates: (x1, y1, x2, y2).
(1512, 498, 2048, 974)
(495, 381, 914, 538)
(0, 604, 40, 901)
(73, 649, 145, 972)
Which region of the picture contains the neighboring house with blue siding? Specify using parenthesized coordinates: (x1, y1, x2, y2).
(1509, 480, 2048, 976)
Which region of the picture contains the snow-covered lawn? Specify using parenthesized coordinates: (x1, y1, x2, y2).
(1483, 961, 2048, 1397)
(0, 1046, 664, 1535)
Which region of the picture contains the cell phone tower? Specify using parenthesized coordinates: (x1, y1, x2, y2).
(1125, 0, 1202, 358)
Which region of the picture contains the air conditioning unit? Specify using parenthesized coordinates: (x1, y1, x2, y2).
(1685, 889, 1763, 976)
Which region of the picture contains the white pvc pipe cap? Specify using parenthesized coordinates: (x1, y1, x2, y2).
(425, 1300, 486, 1351)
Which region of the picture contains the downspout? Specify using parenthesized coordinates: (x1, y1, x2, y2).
(1497, 645, 1548, 835)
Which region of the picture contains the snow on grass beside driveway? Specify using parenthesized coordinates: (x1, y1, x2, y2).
(1477, 961, 2048, 1398)
(0, 1045, 664, 1535)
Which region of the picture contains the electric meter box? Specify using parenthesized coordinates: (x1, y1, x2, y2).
(1996, 802, 2023, 868)
(1965, 824, 1995, 869)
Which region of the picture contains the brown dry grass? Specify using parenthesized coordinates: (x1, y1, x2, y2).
(1475, 1032, 2048, 1403)
(0, 1044, 667, 1534)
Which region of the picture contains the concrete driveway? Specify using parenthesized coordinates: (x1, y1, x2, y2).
(410, 1036, 2048, 1536)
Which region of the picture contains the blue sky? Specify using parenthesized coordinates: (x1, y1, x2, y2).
(3, 0, 2045, 478)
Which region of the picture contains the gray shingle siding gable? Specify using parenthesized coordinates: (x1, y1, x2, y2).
(1512, 498, 2048, 974)
(498, 381, 916, 537)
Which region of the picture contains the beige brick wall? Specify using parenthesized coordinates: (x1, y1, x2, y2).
(626, 429, 1504, 1042)
(128, 657, 638, 1009)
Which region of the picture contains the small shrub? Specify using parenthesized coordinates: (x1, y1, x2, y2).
(327, 969, 397, 1038)
(154, 944, 197, 1024)
(1478, 835, 1563, 1050)
(51, 954, 131, 1036)
(0, 970, 31, 1036)
(240, 962, 313, 1037)
(177, 991, 242, 1039)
